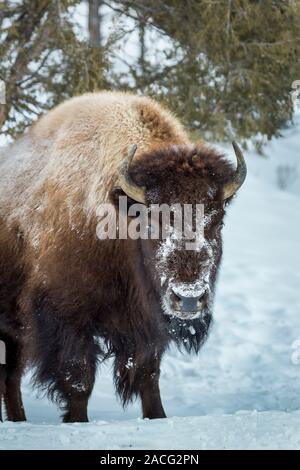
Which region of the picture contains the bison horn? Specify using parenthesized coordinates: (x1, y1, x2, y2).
(118, 144, 146, 204)
(222, 141, 247, 200)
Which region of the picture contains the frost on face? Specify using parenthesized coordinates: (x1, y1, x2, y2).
(154, 207, 217, 320)
(155, 225, 177, 288)
(171, 281, 209, 299)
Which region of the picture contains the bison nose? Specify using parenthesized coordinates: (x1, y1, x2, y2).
(170, 289, 203, 313)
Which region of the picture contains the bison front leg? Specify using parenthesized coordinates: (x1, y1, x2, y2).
(34, 305, 98, 422)
(40, 348, 97, 423)
(48, 349, 97, 423)
(140, 367, 166, 420)
(58, 359, 95, 423)
(114, 351, 166, 420)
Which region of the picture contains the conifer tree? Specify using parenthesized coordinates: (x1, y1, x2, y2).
(1, 0, 300, 145)
(113, 0, 300, 144)
(0, 0, 108, 137)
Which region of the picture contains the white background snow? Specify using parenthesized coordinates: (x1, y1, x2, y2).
(0, 109, 299, 450)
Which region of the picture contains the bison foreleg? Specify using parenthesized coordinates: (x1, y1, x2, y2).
(37, 344, 97, 423)
(140, 369, 166, 420)
(33, 302, 99, 423)
(42, 344, 97, 423)
(114, 350, 166, 419)
(59, 358, 95, 423)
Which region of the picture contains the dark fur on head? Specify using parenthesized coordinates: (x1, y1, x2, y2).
(130, 144, 235, 196)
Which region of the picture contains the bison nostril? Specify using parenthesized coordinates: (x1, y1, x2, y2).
(170, 291, 181, 308)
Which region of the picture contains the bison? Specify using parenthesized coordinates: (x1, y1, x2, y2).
(0, 91, 246, 422)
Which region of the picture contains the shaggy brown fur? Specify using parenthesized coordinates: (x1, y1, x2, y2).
(130, 144, 235, 191)
(0, 91, 236, 422)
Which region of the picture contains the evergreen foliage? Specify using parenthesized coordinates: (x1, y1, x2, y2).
(1, 0, 300, 146)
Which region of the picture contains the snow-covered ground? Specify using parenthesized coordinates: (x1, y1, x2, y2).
(2, 411, 300, 450)
(0, 112, 299, 450)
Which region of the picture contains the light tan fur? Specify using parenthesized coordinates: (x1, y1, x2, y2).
(0, 91, 189, 250)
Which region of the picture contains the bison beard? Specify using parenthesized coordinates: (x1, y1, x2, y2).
(0, 91, 245, 422)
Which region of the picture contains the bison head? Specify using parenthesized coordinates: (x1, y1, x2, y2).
(113, 142, 246, 329)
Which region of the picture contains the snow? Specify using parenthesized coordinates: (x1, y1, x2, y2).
(0, 111, 300, 450)
(1, 411, 300, 450)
